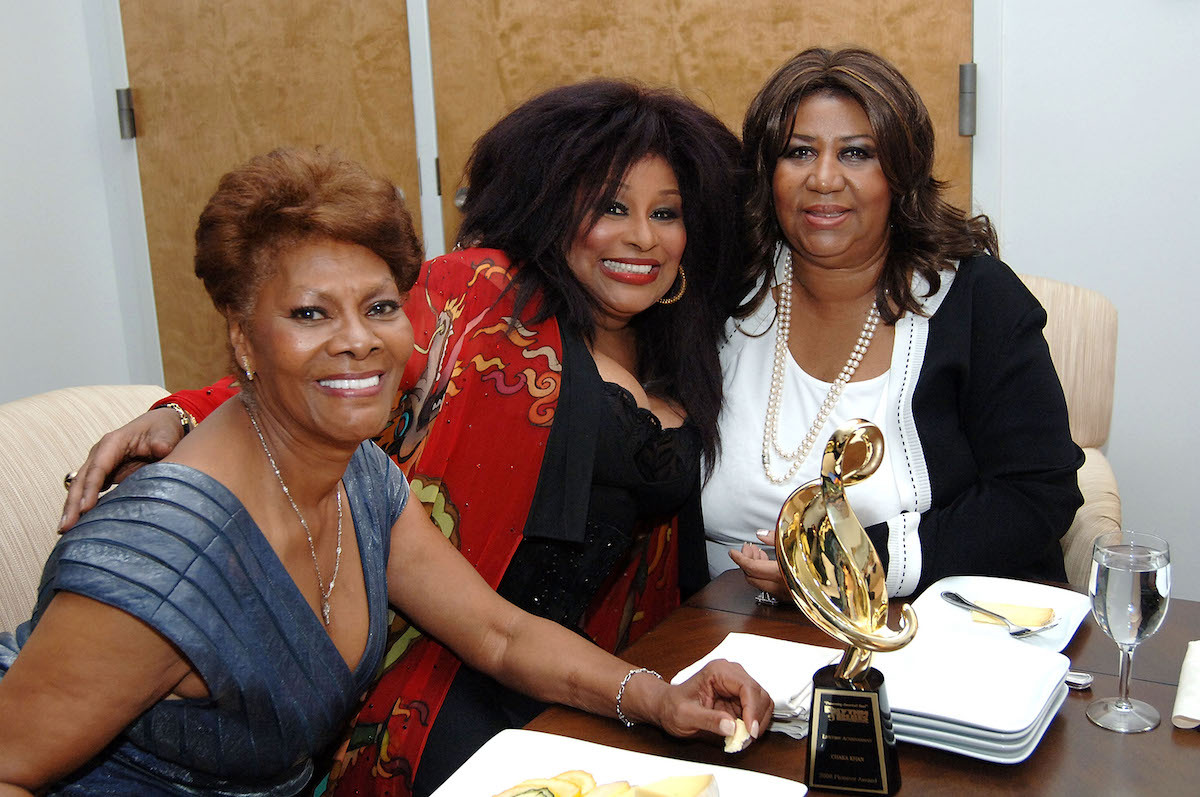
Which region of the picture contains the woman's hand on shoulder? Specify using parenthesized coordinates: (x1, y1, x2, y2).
(60, 407, 186, 532)
(649, 659, 772, 745)
(728, 529, 790, 599)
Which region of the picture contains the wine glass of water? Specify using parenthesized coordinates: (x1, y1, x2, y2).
(1087, 530, 1171, 732)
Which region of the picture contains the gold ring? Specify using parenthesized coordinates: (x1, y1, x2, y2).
(64, 470, 78, 490)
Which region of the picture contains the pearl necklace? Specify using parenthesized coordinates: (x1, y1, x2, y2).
(246, 405, 343, 625)
(761, 249, 881, 484)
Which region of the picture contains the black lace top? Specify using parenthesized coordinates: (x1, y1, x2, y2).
(497, 381, 701, 628)
(413, 335, 707, 794)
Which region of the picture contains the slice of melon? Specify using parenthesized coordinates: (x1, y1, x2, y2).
(492, 787, 556, 797)
(554, 771, 597, 793)
(585, 782, 633, 797)
(498, 779, 581, 797)
(630, 774, 718, 797)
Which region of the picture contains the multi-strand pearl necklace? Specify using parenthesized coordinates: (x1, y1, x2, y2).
(761, 249, 881, 484)
(246, 404, 343, 625)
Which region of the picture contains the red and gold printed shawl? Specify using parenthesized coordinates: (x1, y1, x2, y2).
(157, 248, 682, 795)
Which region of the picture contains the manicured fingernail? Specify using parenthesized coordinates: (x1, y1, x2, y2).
(59, 514, 66, 530)
(719, 718, 736, 737)
(751, 720, 761, 738)
(756, 529, 770, 539)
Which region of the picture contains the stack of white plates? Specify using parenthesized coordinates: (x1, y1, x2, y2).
(877, 629, 1070, 763)
(876, 575, 1091, 763)
(674, 576, 1092, 764)
(891, 684, 1068, 763)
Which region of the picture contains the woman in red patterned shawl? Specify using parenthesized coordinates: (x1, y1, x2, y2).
(60, 80, 744, 795)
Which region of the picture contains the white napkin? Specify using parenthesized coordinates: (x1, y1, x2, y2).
(1172, 640, 1200, 729)
(670, 632, 841, 739)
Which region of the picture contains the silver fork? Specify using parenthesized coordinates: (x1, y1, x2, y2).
(940, 591, 1060, 639)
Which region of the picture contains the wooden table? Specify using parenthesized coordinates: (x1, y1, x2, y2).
(528, 572, 1199, 795)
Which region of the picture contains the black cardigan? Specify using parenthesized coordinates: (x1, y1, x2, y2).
(864, 255, 1085, 594)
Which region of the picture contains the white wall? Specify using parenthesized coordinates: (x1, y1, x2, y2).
(0, 0, 160, 404)
(974, 0, 1200, 599)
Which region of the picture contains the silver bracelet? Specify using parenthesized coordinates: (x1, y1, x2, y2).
(615, 666, 662, 728)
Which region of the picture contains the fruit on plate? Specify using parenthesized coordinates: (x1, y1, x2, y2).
(555, 771, 598, 792)
(585, 783, 633, 797)
(632, 775, 718, 797)
(493, 771, 717, 797)
(493, 777, 583, 797)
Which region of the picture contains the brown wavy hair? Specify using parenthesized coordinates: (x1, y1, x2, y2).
(734, 47, 998, 323)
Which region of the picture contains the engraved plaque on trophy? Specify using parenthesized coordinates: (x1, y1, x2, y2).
(774, 419, 917, 796)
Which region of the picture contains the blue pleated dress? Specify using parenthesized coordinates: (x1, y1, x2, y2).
(0, 441, 406, 795)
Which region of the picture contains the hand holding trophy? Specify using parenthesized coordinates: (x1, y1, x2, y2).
(774, 419, 917, 795)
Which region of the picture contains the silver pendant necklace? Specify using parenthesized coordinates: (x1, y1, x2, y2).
(246, 404, 343, 625)
(761, 248, 880, 484)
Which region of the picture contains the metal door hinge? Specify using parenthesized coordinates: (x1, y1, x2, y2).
(116, 88, 136, 139)
(958, 64, 976, 137)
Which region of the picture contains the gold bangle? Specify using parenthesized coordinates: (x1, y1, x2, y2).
(161, 402, 196, 434)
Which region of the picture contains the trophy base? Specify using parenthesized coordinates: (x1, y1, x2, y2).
(805, 664, 901, 795)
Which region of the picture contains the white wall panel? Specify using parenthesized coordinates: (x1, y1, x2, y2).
(975, 0, 1200, 599)
(0, 0, 159, 404)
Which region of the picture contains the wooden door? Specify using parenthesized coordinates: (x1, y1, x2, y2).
(122, 1, 971, 389)
(429, 0, 973, 252)
(120, 0, 419, 390)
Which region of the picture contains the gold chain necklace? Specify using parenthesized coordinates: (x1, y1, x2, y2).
(246, 404, 343, 625)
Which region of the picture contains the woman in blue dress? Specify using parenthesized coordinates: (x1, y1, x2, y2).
(0, 147, 770, 795)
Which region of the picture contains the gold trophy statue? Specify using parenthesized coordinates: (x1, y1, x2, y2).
(774, 419, 917, 795)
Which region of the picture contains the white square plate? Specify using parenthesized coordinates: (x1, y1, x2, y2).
(875, 626, 1069, 733)
(431, 729, 806, 796)
(911, 575, 1093, 652)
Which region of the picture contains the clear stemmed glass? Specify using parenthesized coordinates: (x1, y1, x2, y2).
(1086, 530, 1171, 732)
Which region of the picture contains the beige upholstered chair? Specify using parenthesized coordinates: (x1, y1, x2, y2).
(0, 384, 168, 633)
(1020, 275, 1121, 588)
